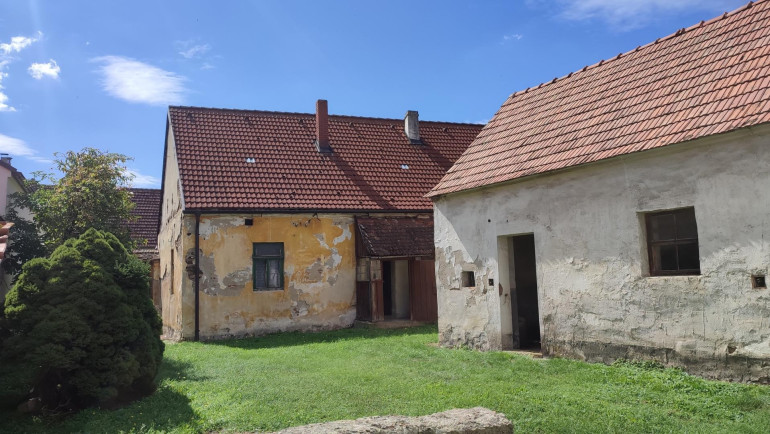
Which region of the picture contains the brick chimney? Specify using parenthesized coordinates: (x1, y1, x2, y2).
(404, 110, 421, 144)
(315, 99, 332, 153)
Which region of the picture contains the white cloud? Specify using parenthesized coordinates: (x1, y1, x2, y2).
(502, 34, 523, 42)
(553, 0, 739, 29)
(0, 32, 40, 54)
(0, 59, 15, 111)
(92, 56, 187, 105)
(0, 85, 14, 112)
(0, 133, 34, 156)
(0, 133, 53, 163)
(0, 32, 43, 111)
(127, 169, 160, 187)
(179, 43, 211, 59)
(28, 59, 60, 79)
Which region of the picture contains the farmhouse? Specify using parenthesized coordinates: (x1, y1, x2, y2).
(126, 188, 162, 309)
(159, 100, 481, 340)
(428, 1, 770, 381)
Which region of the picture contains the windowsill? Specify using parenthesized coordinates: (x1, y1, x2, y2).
(645, 273, 702, 278)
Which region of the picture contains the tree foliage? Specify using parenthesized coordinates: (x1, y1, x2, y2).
(1, 229, 164, 412)
(1, 193, 45, 276)
(25, 148, 136, 252)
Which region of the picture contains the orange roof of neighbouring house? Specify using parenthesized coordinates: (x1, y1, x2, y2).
(429, 1, 770, 197)
(168, 106, 482, 211)
(126, 188, 160, 258)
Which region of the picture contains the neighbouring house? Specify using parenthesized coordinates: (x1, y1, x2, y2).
(160, 100, 482, 340)
(0, 155, 28, 298)
(126, 188, 162, 309)
(428, 1, 770, 381)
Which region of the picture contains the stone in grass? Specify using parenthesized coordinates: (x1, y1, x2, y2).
(270, 407, 513, 434)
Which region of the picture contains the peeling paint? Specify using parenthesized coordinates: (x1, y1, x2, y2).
(163, 213, 357, 340)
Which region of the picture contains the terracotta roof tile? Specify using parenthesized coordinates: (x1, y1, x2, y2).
(356, 217, 434, 258)
(429, 1, 770, 197)
(169, 107, 482, 211)
(126, 188, 160, 255)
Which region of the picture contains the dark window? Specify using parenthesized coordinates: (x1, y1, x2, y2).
(461, 271, 476, 287)
(253, 243, 284, 290)
(645, 208, 700, 276)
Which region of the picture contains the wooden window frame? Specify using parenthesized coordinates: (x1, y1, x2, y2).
(645, 207, 700, 276)
(252, 242, 284, 291)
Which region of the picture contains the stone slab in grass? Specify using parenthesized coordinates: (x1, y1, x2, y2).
(270, 407, 513, 433)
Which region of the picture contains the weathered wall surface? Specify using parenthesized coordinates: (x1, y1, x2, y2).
(186, 213, 356, 339)
(159, 125, 189, 340)
(434, 126, 770, 381)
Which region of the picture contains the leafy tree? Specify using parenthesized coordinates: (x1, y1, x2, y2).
(1, 229, 164, 412)
(1, 193, 46, 276)
(25, 148, 136, 252)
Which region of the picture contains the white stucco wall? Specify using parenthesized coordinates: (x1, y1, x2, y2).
(434, 125, 770, 381)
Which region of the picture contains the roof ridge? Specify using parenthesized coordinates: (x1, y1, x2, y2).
(169, 105, 483, 126)
(509, 0, 763, 99)
(127, 187, 161, 192)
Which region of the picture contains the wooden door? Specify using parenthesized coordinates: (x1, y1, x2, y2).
(409, 259, 438, 322)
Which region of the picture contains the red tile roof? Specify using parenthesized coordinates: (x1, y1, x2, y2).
(168, 106, 482, 211)
(429, 0, 770, 197)
(126, 188, 160, 258)
(356, 216, 434, 258)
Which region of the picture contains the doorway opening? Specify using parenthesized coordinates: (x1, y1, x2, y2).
(511, 234, 541, 350)
(382, 260, 410, 320)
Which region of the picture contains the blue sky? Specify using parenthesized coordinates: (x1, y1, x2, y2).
(0, 0, 747, 187)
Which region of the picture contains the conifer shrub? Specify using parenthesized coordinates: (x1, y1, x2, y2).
(1, 229, 163, 413)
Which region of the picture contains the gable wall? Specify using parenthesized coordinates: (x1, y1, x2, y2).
(434, 125, 770, 381)
(159, 126, 189, 339)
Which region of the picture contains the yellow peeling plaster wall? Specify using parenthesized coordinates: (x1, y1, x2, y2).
(188, 213, 357, 339)
(158, 126, 189, 340)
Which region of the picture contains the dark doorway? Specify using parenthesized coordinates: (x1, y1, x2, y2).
(382, 261, 393, 316)
(512, 234, 540, 350)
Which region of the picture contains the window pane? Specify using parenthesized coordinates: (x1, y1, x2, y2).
(649, 214, 676, 241)
(254, 259, 266, 287)
(267, 259, 281, 288)
(657, 244, 678, 271)
(678, 242, 700, 270)
(255, 243, 282, 256)
(676, 209, 698, 239)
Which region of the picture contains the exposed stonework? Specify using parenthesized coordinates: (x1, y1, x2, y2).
(270, 407, 513, 434)
(434, 127, 770, 381)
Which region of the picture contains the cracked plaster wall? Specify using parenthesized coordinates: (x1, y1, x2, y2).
(434, 126, 770, 381)
(185, 213, 356, 339)
(158, 127, 189, 340)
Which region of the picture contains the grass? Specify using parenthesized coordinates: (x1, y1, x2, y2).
(2, 324, 769, 433)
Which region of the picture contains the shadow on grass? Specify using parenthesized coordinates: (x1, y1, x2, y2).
(0, 358, 203, 433)
(205, 323, 438, 351)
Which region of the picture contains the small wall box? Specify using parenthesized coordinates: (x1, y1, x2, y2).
(752, 275, 766, 289)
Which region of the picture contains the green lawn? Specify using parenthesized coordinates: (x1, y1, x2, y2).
(2, 325, 769, 433)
